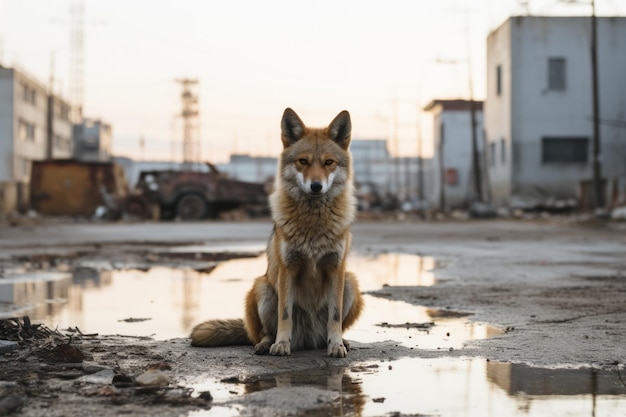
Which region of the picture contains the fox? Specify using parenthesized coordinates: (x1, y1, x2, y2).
(190, 108, 363, 357)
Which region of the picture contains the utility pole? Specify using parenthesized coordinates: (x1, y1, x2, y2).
(438, 122, 446, 211)
(70, 0, 84, 123)
(560, 0, 603, 208)
(416, 104, 425, 206)
(46, 53, 55, 159)
(176, 78, 200, 169)
(392, 98, 400, 200)
(466, 10, 483, 204)
(590, 0, 603, 209)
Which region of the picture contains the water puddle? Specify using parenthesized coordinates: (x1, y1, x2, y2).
(191, 359, 626, 417)
(0, 252, 489, 350)
(3, 251, 626, 415)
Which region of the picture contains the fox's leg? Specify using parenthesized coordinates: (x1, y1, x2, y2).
(269, 264, 293, 356)
(244, 276, 278, 355)
(319, 252, 348, 358)
(341, 271, 363, 350)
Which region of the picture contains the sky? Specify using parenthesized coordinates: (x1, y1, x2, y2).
(1, 0, 624, 163)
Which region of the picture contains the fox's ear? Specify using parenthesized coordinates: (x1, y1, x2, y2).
(328, 110, 351, 149)
(281, 108, 305, 148)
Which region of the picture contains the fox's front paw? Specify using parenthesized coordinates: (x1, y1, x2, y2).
(327, 341, 347, 358)
(254, 341, 272, 355)
(269, 341, 291, 356)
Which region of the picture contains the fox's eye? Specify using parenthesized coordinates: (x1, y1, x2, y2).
(298, 159, 308, 165)
(324, 159, 334, 166)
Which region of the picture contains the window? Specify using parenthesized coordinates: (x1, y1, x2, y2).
(18, 120, 36, 142)
(542, 137, 588, 163)
(496, 65, 502, 96)
(490, 142, 496, 167)
(54, 135, 71, 152)
(16, 157, 31, 178)
(500, 138, 506, 164)
(548, 58, 566, 91)
(21, 83, 37, 105)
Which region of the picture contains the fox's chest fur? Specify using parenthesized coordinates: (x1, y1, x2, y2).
(270, 187, 355, 262)
(268, 187, 355, 310)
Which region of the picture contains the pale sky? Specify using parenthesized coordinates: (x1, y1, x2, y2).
(1, 0, 623, 162)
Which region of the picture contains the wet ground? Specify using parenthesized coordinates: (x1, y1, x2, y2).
(0, 219, 625, 416)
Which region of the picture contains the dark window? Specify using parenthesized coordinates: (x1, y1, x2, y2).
(490, 142, 496, 167)
(548, 58, 566, 91)
(542, 137, 588, 163)
(496, 65, 502, 96)
(500, 138, 506, 164)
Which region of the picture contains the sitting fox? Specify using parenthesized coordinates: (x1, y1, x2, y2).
(190, 108, 363, 357)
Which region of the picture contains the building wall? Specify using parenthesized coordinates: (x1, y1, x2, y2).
(0, 66, 73, 183)
(351, 140, 392, 196)
(486, 16, 626, 207)
(51, 96, 73, 159)
(485, 19, 513, 206)
(11, 70, 48, 182)
(217, 154, 277, 184)
(73, 119, 113, 162)
(0, 68, 15, 181)
(430, 107, 484, 209)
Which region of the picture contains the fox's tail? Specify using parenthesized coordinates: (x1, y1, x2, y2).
(190, 318, 252, 347)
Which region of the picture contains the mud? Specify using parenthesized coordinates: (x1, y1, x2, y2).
(0, 219, 625, 416)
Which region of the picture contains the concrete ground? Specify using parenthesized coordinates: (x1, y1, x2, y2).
(0, 218, 625, 416)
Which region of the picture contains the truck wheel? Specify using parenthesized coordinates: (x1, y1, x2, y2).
(176, 194, 208, 220)
(124, 196, 151, 219)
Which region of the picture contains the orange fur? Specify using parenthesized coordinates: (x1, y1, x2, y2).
(190, 108, 363, 357)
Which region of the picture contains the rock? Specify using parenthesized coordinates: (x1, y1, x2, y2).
(79, 369, 115, 385)
(135, 369, 171, 387)
(0, 340, 19, 354)
(41, 344, 85, 363)
(610, 206, 626, 220)
(469, 202, 497, 219)
(0, 395, 24, 415)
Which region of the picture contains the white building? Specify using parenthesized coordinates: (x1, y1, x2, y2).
(73, 118, 112, 162)
(0, 65, 72, 182)
(424, 99, 485, 210)
(217, 154, 277, 184)
(485, 16, 626, 208)
(351, 139, 391, 194)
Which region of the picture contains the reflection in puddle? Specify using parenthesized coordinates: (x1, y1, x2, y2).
(187, 359, 626, 417)
(1, 253, 445, 342)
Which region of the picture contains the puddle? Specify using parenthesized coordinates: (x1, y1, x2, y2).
(3, 251, 626, 415)
(1, 253, 476, 347)
(186, 358, 626, 417)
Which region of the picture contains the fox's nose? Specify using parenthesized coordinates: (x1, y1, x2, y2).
(310, 182, 323, 193)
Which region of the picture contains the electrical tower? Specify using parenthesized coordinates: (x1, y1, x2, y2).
(70, 0, 84, 122)
(176, 78, 200, 168)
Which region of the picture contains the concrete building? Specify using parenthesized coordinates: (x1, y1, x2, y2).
(73, 118, 112, 162)
(0, 65, 72, 183)
(0, 65, 72, 213)
(424, 99, 485, 210)
(351, 139, 392, 196)
(485, 16, 626, 208)
(349, 140, 433, 210)
(217, 154, 277, 184)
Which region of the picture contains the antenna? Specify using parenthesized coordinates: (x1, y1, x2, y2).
(519, 0, 531, 15)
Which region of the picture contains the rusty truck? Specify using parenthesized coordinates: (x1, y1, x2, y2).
(119, 163, 269, 220)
